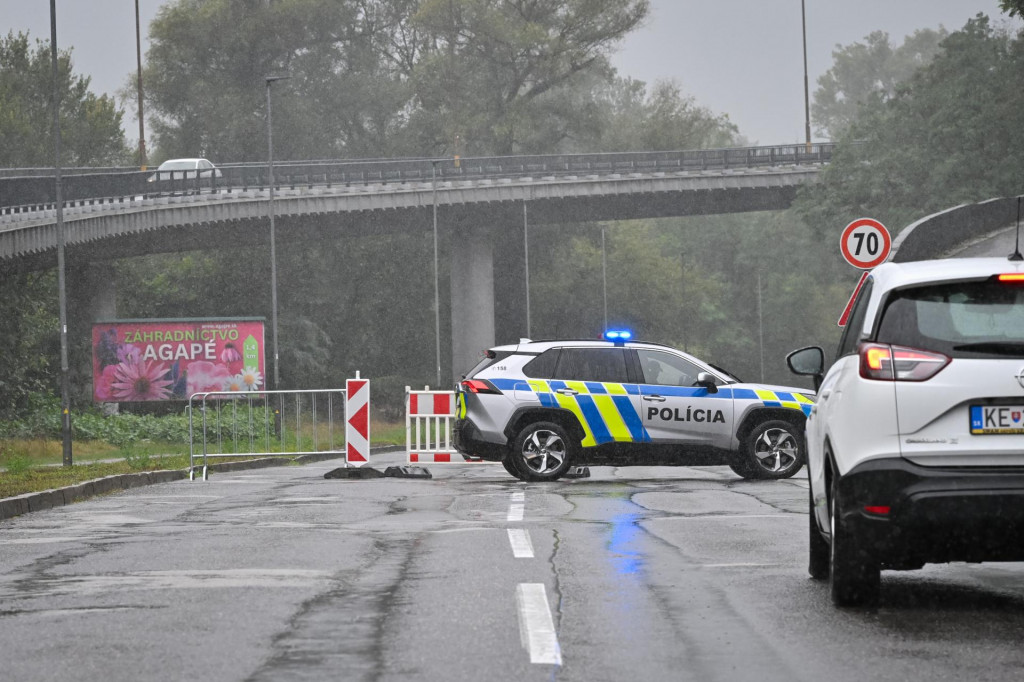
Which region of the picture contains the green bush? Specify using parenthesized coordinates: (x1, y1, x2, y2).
(2, 451, 32, 474)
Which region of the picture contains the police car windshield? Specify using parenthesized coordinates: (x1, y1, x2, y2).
(708, 363, 740, 383)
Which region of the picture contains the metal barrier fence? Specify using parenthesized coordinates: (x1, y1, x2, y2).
(188, 388, 346, 480)
(406, 386, 465, 463)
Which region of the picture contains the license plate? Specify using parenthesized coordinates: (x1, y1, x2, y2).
(970, 405, 1024, 434)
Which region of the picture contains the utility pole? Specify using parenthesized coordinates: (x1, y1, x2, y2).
(135, 0, 147, 168)
(431, 160, 442, 388)
(802, 0, 812, 152)
(265, 74, 291, 390)
(50, 0, 72, 466)
(523, 201, 531, 339)
(601, 227, 608, 329)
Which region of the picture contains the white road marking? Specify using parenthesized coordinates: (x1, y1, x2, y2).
(516, 583, 562, 665)
(507, 529, 534, 558)
(508, 491, 525, 522)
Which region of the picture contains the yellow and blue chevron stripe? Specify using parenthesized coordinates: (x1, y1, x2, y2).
(493, 378, 651, 446)
(745, 388, 815, 417)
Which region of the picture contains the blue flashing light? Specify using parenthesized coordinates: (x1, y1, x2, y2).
(603, 329, 633, 346)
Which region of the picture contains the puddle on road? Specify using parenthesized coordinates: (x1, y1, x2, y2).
(608, 511, 644, 575)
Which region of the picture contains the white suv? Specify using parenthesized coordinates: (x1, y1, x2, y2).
(788, 256, 1024, 606)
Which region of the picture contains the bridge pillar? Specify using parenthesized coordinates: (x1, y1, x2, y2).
(448, 208, 531, 382)
(492, 204, 529, 346)
(450, 223, 495, 381)
(68, 261, 117, 403)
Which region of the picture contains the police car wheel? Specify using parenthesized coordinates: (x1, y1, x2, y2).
(740, 420, 804, 480)
(511, 422, 575, 482)
(502, 456, 524, 479)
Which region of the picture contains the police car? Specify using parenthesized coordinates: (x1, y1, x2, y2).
(789, 256, 1024, 606)
(453, 332, 815, 481)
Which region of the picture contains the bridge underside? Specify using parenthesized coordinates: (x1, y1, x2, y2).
(2, 180, 804, 386)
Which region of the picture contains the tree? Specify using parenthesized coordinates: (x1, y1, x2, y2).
(812, 28, 946, 140)
(144, 0, 415, 162)
(408, 0, 648, 155)
(570, 77, 737, 152)
(798, 14, 1024, 238)
(0, 272, 58, 415)
(144, 0, 648, 160)
(0, 32, 132, 417)
(0, 31, 130, 167)
(1000, 1, 1024, 18)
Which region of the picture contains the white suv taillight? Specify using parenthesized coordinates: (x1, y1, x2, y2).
(858, 343, 951, 381)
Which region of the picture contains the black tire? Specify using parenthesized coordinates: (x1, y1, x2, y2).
(808, 488, 830, 580)
(733, 419, 805, 480)
(829, 476, 880, 606)
(726, 452, 760, 479)
(501, 456, 523, 479)
(510, 421, 575, 482)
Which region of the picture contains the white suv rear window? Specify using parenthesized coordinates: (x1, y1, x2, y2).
(877, 279, 1024, 357)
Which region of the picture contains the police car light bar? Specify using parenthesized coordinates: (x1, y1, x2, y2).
(603, 329, 633, 346)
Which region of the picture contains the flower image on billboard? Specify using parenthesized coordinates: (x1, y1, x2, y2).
(92, 319, 266, 402)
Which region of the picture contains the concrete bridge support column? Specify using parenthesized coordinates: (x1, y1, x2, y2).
(492, 204, 530, 346)
(450, 224, 495, 381)
(68, 260, 117, 403)
(448, 208, 531, 383)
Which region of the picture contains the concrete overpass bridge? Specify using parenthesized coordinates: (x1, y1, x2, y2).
(0, 143, 832, 383)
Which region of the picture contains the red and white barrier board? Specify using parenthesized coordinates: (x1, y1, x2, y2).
(406, 386, 461, 463)
(346, 376, 370, 467)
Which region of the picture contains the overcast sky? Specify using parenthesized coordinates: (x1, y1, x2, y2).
(1, 0, 1016, 150)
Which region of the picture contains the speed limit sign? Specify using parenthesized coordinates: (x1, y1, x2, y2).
(840, 218, 891, 269)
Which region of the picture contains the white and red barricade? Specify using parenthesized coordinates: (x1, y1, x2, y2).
(346, 374, 370, 466)
(406, 386, 464, 463)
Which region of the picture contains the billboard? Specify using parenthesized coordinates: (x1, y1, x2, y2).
(92, 318, 266, 402)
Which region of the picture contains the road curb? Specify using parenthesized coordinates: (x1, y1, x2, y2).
(0, 446, 405, 523)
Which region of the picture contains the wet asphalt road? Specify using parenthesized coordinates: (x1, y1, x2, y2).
(3, 452, 1024, 681)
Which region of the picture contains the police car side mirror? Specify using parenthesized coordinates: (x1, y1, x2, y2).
(695, 372, 718, 394)
(786, 346, 824, 391)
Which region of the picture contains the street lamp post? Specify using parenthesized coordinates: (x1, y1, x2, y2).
(523, 201, 531, 339)
(431, 160, 442, 387)
(265, 74, 291, 391)
(802, 0, 812, 152)
(135, 0, 146, 168)
(601, 226, 608, 328)
(50, 0, 72, 466)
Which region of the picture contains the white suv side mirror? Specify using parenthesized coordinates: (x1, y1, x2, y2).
(786, 346, 824, 390)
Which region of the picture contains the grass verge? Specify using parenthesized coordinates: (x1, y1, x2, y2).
(0, 418, 408, 499)
(0, 455, 192, 499)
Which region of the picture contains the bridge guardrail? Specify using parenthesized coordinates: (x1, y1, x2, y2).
(0, 143, 834, 212)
